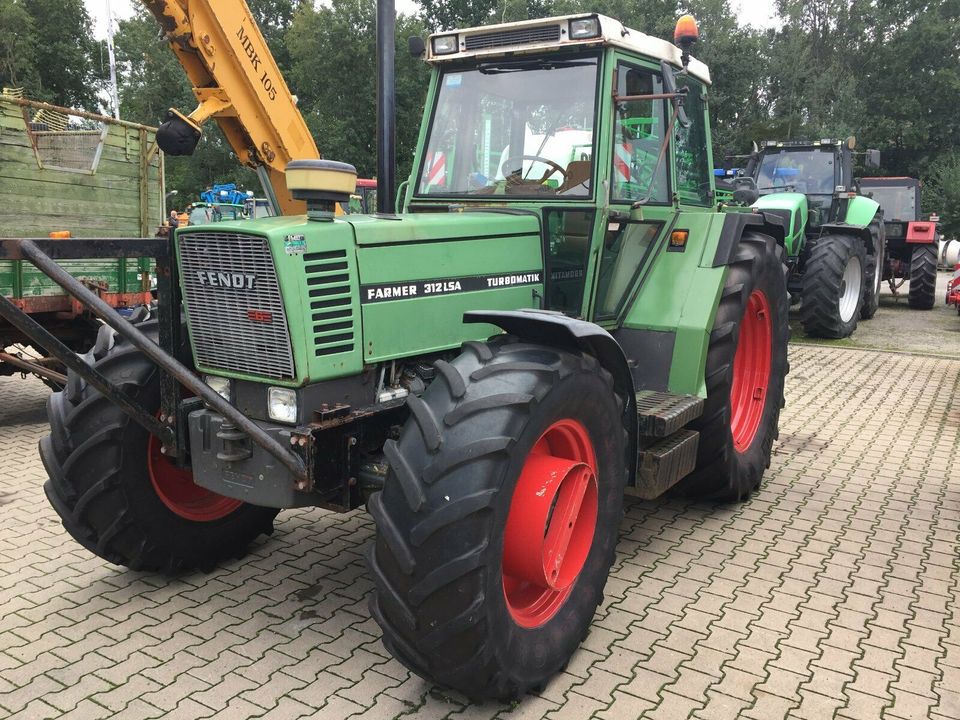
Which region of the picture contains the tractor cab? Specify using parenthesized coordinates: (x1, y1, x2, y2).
(745, 139, 875, 229)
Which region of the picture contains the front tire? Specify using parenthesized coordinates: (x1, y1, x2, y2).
(368, 340, 627, 700)
(39, 315, 279, 573)
(861, 221, 885, 320)
(800, 234, 867, 338)
(676, 231, 789, 501)
(908, 244, 938, 310)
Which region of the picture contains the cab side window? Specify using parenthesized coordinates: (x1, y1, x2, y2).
(611, 65, 669, 205)
(674, 78, 712, 206)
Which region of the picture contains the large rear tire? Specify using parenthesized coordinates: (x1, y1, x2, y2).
(39, 313, 279, 573)
(675, 231, 789, 501)
(368, 340, 627, 700)
(908, 244, 938, 310)
(800, 233, 867, 338)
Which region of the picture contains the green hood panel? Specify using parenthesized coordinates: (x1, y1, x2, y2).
(752, 193, 807, 256)
(345, 211, 540, 246)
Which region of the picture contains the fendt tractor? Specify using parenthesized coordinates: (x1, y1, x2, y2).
(858, 177, 940, 309)
(733, 139, 884, 338)
(3, 13, 793, 698)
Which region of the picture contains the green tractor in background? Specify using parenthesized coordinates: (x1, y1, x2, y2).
(732, 138, 884, 338)
(30, 13, 794, 699)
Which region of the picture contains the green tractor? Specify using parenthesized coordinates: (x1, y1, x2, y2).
(735, 138, 884, 338)
(23, 13, 793, 699)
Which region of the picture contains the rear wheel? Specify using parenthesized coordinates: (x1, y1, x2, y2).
(800, 234, 866, 338)
(908, 244, 938, 310)
(39, 313, 278, 572)
(368, 340, 627, 700)
(676, 231, 789, 501)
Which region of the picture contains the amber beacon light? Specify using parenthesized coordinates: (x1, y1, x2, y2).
(674, 14, 699, 68)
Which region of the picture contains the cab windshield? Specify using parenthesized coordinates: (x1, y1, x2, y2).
(756, 149, 837, 196)
(417, 55, 600, 198)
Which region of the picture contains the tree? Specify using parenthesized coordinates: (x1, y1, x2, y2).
(21, 0, 104, 110)
(113, 8, 257, 203)
(924, 151, 960, 239)
(0, 0, 39, 92)
(286, 0, 430, 184)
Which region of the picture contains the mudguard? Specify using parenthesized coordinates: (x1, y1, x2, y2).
(464, 309, 637, 485)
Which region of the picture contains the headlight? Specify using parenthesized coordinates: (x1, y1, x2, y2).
(569, 17, 600, 40)
(204, 375, 231, 402)
(267, 387, 298, 424)
(432, 35, 458, 55)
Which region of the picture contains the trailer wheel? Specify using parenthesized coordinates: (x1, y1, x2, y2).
(800, 234, 866, 338)
(39, 314, 278, 573)
(908, 244, 938, 310)
(675, 232, 789, 501)
(861, 221, 885, 320)
(368, 340, 626, 700)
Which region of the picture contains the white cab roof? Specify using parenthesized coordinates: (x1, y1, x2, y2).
(426, 14, 711, 85)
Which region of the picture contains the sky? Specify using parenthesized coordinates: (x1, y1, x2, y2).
(84, 0, 779, 39)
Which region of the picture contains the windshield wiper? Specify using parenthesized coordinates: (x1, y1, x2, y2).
(478, 59, 594, 75)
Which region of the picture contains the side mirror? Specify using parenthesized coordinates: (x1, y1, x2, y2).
(865, 149, 880, 168)
(408, 36, 426, 57)
(659, 60, 690, 128)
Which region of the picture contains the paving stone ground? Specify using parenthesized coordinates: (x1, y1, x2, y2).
(0, 344, 959, 719)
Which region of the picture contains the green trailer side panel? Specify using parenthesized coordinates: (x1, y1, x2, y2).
(843, 195, 880, 227)
(0, 96, 163, 306)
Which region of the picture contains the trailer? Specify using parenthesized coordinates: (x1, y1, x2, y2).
(0, 94, 163, 385)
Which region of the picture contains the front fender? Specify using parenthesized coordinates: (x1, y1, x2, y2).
(464, 309, 637, 486)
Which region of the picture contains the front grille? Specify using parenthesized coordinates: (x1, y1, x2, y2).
(464, 25, 561, 51)
(179, 232, 295, 379)
(304, 250, 355, 357)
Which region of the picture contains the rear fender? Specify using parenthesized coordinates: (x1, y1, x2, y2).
(906, 221, 938, 244)
(819, 223, 876, 255)
(464, 309, 637, 487)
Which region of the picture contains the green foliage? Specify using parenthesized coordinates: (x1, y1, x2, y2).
(20, 0, 104, 109)
(923, 152, 960, 238)
(0, 0, 39, 92)
(51, 0, 957, 231)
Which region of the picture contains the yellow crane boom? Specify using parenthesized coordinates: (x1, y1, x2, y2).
(143, 0, 320, 214)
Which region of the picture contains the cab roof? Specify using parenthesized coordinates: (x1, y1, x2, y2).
(425, 14, 711, 85)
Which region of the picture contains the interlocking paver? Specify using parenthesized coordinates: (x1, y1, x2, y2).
(2, 344, 959, 719)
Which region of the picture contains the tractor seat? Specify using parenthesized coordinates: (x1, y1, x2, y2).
(558, 160, 592, 194)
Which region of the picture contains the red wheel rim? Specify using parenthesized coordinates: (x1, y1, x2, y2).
(147, 431, 242, 522)
(730, 290, 772, 453)
(502, 419, 598, 628)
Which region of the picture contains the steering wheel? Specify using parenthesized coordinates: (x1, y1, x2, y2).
(501, 154, 568, 186)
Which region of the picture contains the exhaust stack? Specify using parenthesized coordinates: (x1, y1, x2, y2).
(376, 0, 396, 213)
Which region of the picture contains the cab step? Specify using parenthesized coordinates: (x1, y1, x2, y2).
(636, 390, 704, 437)
(629, 429, 700, 500)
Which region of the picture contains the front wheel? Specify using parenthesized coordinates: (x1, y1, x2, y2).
(39, 316, 279, 572)
(368, 339, 627, 700)
(908, 244, 938, 310)
(861, 221, 885, 320)
(800, 234, 867, 338)
(675, 231, 789, 501)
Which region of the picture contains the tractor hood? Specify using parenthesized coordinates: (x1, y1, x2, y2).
(753, 193, 807, 257)
(176, 211, 545, 386)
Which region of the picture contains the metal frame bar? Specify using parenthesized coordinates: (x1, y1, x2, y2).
(0, 236, 307, 482)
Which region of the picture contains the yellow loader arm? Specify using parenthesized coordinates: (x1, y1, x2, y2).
(143, 0, 320, 214)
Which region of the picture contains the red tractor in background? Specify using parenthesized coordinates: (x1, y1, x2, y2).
(860, 177, 940, 309)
